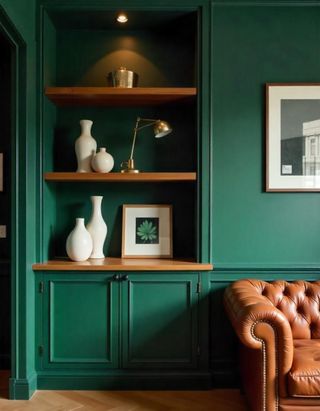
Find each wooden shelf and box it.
[32,258,213,271]
[45,87,197,106]
[44,172,197,182]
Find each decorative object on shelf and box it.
[75,119,97,173]
[66,218,93,261]
[121,117,172,173]
[267,83,320,191]
[108,67,138,88]
[91,147,114,173]
[122,204,172,258]
[86,196,107,259]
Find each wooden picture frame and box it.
[267,83,320,191]
[122,204,172,258]
[0,153,3,192]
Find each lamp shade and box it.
[154,120,172,138]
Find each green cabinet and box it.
[36,272,199,373]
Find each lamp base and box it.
[121,168,140,173]
[120,159,140,173]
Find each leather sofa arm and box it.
[224,280,293,377]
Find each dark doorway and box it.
[0,29,12,371]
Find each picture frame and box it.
[0,153,3,192]
[122,204,172,258]
[267,83,320,191]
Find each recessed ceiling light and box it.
[117,13,128,23]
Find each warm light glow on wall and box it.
[117,13,128,23]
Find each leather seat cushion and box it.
[288,339,320,397]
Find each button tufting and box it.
[296,306,304,315]
[283,288,290,296]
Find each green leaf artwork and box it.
[135,218,159,244]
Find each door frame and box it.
[0,5,33,400]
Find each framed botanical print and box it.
[267,83,320,191]
[122,204,172,258]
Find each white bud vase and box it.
[86,196,107,259]
[66,218,93,262]
[75,119,97,172]
[91,147,114,173]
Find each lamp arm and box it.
[129,118,159,160]
[129,117,141,160]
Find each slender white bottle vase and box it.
[66,218,93,262]
[86,196,107,259]
[75,119,97,172]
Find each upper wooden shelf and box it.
[45,87,197,106]
[44,172,196,182]
[32,258,213,272]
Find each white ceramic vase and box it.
[86,196,107,259]
[66,218,93,262]
[75,119,97,172]
[91,147,114,173]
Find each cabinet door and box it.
[40,273,119,370]
[121,273,198,369]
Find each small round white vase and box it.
[91,147,114,173]
[86,196,107,259]
[75,119,97,173]
[66,218,93,262]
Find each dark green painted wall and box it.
[210,2,320,384]
[212,3,320,269]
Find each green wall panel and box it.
[212,4,320,268]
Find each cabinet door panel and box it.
[122,273,198,369]
[42,274,119,369]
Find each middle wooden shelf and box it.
[44,172,197,182]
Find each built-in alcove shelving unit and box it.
[33,4,212,391]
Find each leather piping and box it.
[251,320,279,411]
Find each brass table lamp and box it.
[121,117,172,173]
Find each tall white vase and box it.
[66,218,93,262]
[86,196,107,259]
[75,119,97,172]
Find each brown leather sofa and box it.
[224,279,320,411]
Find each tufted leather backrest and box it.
[244,280,320,339]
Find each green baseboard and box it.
[9,372,37,400]
[37,371,212,390]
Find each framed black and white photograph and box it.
[267,83,320,191]
[122,204,172,258]
[0,153,3,192]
